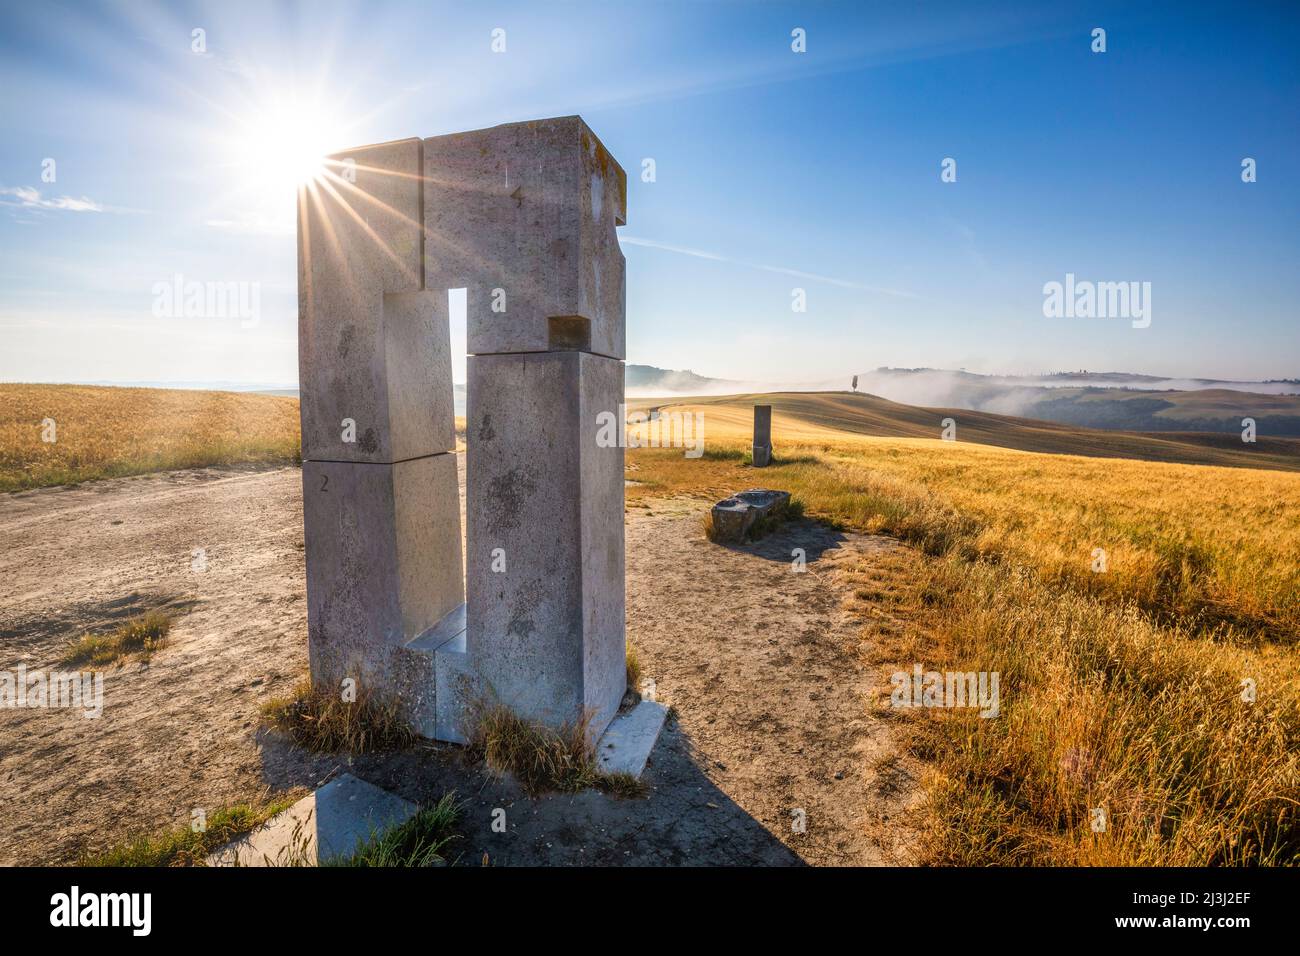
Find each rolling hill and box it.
[629,390,1300,472]
[626,366,1300,436]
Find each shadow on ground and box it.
[255,720,803,866]
[0,591,200,661]
[708,517,849,564]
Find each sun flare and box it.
[237,101,341,190]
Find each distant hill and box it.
[632,391,1300,472]
[625,365,743,393]
[627,366,1300,437]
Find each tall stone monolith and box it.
[753,404,773,467]
[423,117,629,743]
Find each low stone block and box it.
[401,602,466,739]
[710,488,792,542]
[303,454,464,700]
[207,774,417,866]
[596,700,669,778]
[465,350,625,739]
[434,630,479,745]
[424,116,627,360]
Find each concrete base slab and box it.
[595,700,669,777]
[206,774,417,867]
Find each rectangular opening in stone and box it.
[547,315,591,351]
[449,288,467,416]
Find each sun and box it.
[238,100,341,191]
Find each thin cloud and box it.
[619,235,917,299]
[0,186,111,213]
[205,213,294,236]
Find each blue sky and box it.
[1,0,1297,386]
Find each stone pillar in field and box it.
[753,404,772,467]
[423,117,628,743]
[297,138,464,725]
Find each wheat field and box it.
[0,384,301,492]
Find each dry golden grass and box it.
[60,611,173,667]
[261,678,418,753]
[628,407,1300,638]
[839,547,1299,865]
[0,384,300,492]
[469,703,646,797]
[625,639,643,692]
[626,405,1300,865]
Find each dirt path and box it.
[0,465,918,865]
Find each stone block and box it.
[423,116,627,360]
[207,774,418,866]
[465,350,625,739]
[303,454,464,698]
[298,138,455,464]
[300,290,457,464]
[710,488,792,543]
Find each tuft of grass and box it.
[61,611,172,667]
[262,678,417,753]
[80,798,295,867]
[595,771,648,798]
[470,704,648,797]
[331,794,462,867]
[625,640,642,693]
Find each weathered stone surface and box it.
[424,116,627,360]
[433,629,478,745]
[465,350,625,739]
[596,700,669,777]
[303,454,464,695]
[710,488,792,542]
[752,404,772,468]
[401,602,466,739]
[299,139,451,463]
[207,774,417,866]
